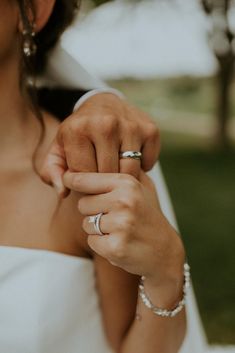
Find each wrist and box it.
[139,263,190,317]
[144,230,186,308]
[143,266,185,309]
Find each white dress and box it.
[0,166,234,353]
[0,246,113,353]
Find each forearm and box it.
[120,276,187,353]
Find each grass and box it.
[160,132,235,344]
[110,77,235,344]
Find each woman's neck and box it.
[0,58,40,165]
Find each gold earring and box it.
[22,26,37,57]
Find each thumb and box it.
[40,138,69,198]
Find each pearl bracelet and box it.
[138,263,190,318]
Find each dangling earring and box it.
[22,25,37,58]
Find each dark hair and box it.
[17,0,80,75]
[16,0,81,170]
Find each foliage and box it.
[91,0,112,6]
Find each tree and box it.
[201,0,235,148]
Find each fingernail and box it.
[53,181,66,197]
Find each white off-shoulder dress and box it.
[0,246,113,353]
[0,166,234,353]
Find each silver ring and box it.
[119,151,142,161]
[88,213,104,236]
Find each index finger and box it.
[63,172,119,194]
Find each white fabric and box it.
[0,246,113,353]
[73,88,125,112]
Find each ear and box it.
[33,0,56,32]
[18,0,56,33]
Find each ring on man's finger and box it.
[88,213,104,236]
[119,151,142,161]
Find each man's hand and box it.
[40,93,160,197]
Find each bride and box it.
[0,1,232,353]
[0,1,187,352]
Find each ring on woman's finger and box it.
[88,213,104,236]
[119,151,142,161]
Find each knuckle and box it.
[116,193,139,211]
[145,122,160,141]
[115,213,135,237]
[116,197,129,210]
[123,213,136,232]
[113,215,126,232]
[64,117,88,137]
[99,114,119,138]
[119,174,141,192]
[126,121,139,135]
[115,176,141,210]
[109,237,126,260]
[118,173,135,184]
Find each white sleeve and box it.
[73,88,125,112]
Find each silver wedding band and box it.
[119,151,142,161]
[88,213,104,236]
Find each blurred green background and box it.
[110,77,235,344]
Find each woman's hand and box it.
[63,170,185,295]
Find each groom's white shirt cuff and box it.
[73,88,125,112]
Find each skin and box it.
[40,92,161,196]
[0,1,186,353]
